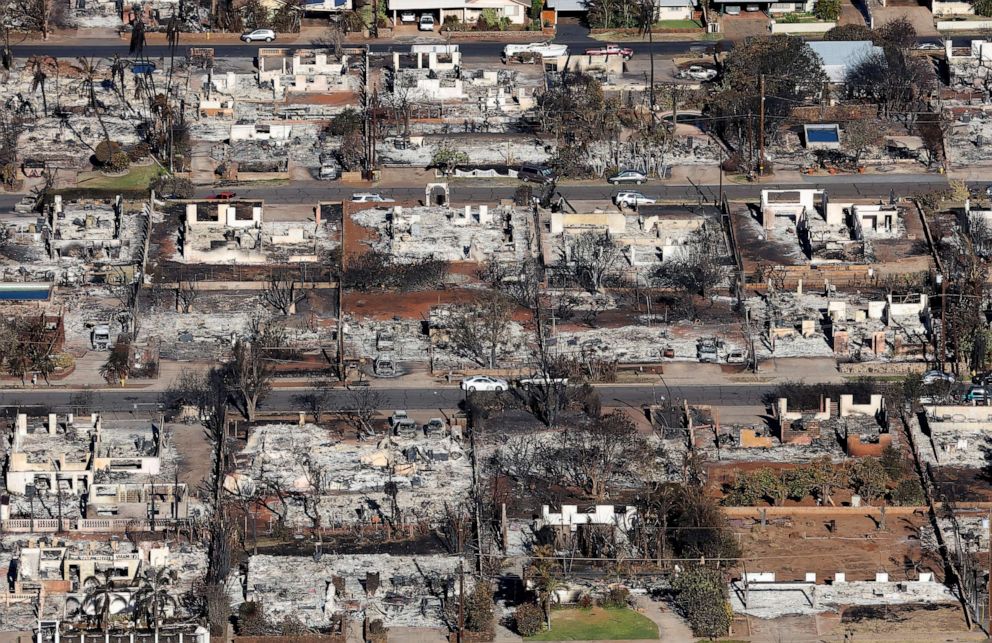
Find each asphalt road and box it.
[9,38,712,62]
[0,383,769,412]
[202,174,951,204]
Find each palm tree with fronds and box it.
[133,566,178,638]
[529,544,563,630]
[74,57,113,151]
[82,570,116,632]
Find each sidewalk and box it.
[0,355,843,393]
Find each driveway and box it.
[873,6,938,36]
[720,12,770,41]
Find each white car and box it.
[916,42,941,50]
[614,191,656,208]
[351,193,394,203]
[400,11,417,22]
[241,29,275,43]
[678,65,717,81]
[461,375,509,392]
[922,370,955,385]
[419,14,435,31]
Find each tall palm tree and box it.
[638,0,656,118]
[109,55,129,116]
[82,570,116,632]
[133,566,177,639]
[74,57,112,148]
[31,59,49,116]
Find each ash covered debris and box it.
[230,553,469,629]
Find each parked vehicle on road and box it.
[677,65,718,81]
[517,375,568,389]
[966,386,987,403]
[351,192,395,203]
[916,42,941,50]
[461,375,509,392]
[502,42,568,63]
[210,191,237,200]
[922,370,955,385]
[584,44,634,60]
[517,163,556,184]
[607,170,647,185]
[241,29,275,42]
[614,191,656,208]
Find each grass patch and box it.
[75,163,164,192]
[654,19,703,28]
[527,606,659,641]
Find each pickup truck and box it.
[584,44,634,60]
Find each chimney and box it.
[314,206,321,226]
[90,413,97,426]
[16,413,27,435]
[48,414,57,435]
[67,413,74,425]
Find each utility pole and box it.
[758,74,766,176]
[987,510,991,630]
[940,275,947,372]
[458,561,465,643]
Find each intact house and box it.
[808,40,884,85]
[549,0,695,19]
[386,0,531,26]
[713,0,812,14]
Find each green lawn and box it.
[75,163,164,191]
[527,607,659,641]
[654,19,703,29]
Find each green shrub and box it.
[478,7,510,30]
[94,140,122,165]
[109,151,131,173]
[892,478,925,506]
[813,0,841,21]
[672,566,731,639]
[514,603,544,636]
[602,587,630,608]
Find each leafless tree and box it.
[227,334,273,422]
[261,273,307,316]
[300,454,326,529]
[652,227,729,308]
[176,280,198,313]
[340,387,384,438]
[479,257,543,310]
[292,384,331,424]
[554,410,649,499]
[561,231,623,292]
[448,291,514,369]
